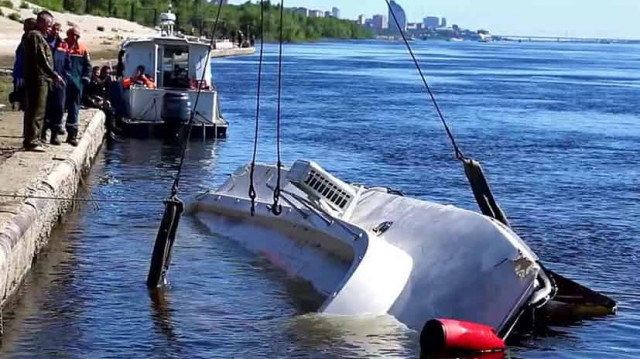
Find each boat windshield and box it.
[162,45,190,89]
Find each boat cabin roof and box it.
[122,35,212,50]
[120,35,214,90]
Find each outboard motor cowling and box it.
[162,92,191,123]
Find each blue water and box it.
[0,40,638,358]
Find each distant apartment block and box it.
[407,22,423,31]
[332,7,340,19]
[309,10,324,18]
[357,14,366,25]
[295,7,309,16]
[440,17,447,27]
[371,14,388,32]
[423,16,440,29]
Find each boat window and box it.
[162,46,190,89]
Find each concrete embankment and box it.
[0,109,105,308]
[211,47,255,58]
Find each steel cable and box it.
[249,0,266,216]
[271,0,285,216]
[385,0,465,161]
[170,0,225,197]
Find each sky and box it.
[229,0,640,39]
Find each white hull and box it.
[186,162,550,332]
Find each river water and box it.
[0,40,638,358]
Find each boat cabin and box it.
[117,7,227,138]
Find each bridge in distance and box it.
[494,35,640,44]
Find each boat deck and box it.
[117,118,228,139]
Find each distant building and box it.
[309,10,324,18]
[423,16,440,29]
[365,18,373,28]
[387,0,407,33]
[295,7,309,16]
[332,7,340,19]
[407,22,418,31]
[325,11,332,18]
[371,14,388,33]
[357,14,366,25]
[440,17,447,27]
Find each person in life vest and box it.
[123,65,156,89]
[63,26,92,146]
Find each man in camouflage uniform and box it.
[23,11,64,151]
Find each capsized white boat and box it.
[185,160,608,335]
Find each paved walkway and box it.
[0,109,100,205]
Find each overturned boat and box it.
[184,160,616,336]
[148,0,615,350]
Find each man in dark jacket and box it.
[23,11,64,151]
[63,26,92,146]
[43,22,69,145]
[11,17,36,110]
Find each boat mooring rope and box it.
[385,0,465,161]
[248,0,266,216]
[271,0,286,216]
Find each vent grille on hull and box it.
[304,169,351,209]
[287,160,357,215]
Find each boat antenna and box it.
[385,0,510,227]
[248,0,266,216]
[270,0,285,216]
[147,0,225,289]
[385,0,464,161]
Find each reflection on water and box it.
[0,40,639,358]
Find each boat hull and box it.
[186,163,543,333]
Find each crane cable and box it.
[385,0,465,161]
[385,0,512,227]
[170,0,225,198]
[248,0,266,216]
[270,0,285,216]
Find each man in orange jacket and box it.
[63,26,91,146]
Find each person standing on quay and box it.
[63,26,92,146]
[43,22,69,145]
[11,17,36,111]
[22,11,64,152]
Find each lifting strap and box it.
[462,159,510,227]
[147,196,184,288]
[147,1,224,289]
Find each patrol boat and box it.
[116,5,229,138]
[184,160,616,336]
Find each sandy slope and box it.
[0,0,155,66]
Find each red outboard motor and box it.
[420,319,505,357]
